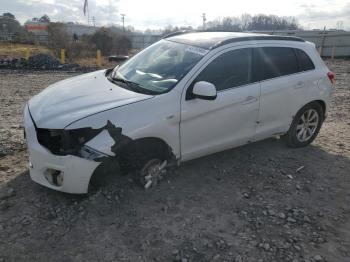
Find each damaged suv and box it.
[24,32,334,193]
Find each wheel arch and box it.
[314,99,326,118]
[285,99,325,148]
[293,100,326,120]
[88,136,175,192]
[131,137,175,160]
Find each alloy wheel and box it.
[295,109,319,142]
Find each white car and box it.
[24,32,334,194]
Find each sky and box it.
[0,0,349,31]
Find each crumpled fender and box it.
[84,121,133,157]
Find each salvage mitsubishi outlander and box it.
[23,32,334,193]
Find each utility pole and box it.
[336,21,344,31]
[202,13,206,30]
[121,14,126,32]
[92,16,96,27]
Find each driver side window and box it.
[194,48,254,91]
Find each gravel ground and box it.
[0,60,349,262]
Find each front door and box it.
[180,47,260,161]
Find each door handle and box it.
[294,81,305,89]
[241,96,258,105]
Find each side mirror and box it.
[192,81,217,100]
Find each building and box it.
[24,20,48,43]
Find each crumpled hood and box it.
[28,70,152,128]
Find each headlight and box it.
[36,127,103,156]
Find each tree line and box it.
[1,12,300,59]
[158,14,299,35]
[47,23,131,58]
[205,14,299,31]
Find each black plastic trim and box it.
[193,93,217,101]
[212,36,305,49]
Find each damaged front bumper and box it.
[24,106,101,194]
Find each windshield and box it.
[111,40,207,94]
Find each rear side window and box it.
[194,48,253,91]
[257,47,299,80]
[294,48,315,71]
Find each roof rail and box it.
[162,30,194,39]
[212,35,305,49]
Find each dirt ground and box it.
[0,60,349,262]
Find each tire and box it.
[131,141,168,188]
[285,102,324,148]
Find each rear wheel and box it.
[285,102,324,147]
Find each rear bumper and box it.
[24,106,100,194]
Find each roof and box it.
[165,32,304,50]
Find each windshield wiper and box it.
[109,76,141,90]
[108,75,156,95]
[110,76,137,86]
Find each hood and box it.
[28,70,152,128]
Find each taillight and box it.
[327,71,335,84]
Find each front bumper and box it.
[24,106,100,194]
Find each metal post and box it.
[319,26,326,57]
[202,13,206,30]
[96,50,101,67]
[331,46,336,60]
[60,49,65,64]
[24,48,30,60]
[121,14,126,32]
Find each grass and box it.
[0,43,52,58]
[73,57,117,68]
[0,42,128,68]
[0,42,118,67]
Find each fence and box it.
[129,33,162,49]
[128,30,350,57]
[255,30,350,57]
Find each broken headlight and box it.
[36,127,103,156]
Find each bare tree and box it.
[39,15,50,23]
[2,12,15,19]
[204,14,300,32]
[47,22,70,56]
[88,28,132,55]
[241,13,252,31]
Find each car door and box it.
[180,47,261,161]
[253,46,309,141]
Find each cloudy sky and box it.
[1,0,349,30]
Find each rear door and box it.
[254,46,311,140]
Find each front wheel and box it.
[285,102,324,147]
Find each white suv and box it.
[24,32,334,193]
